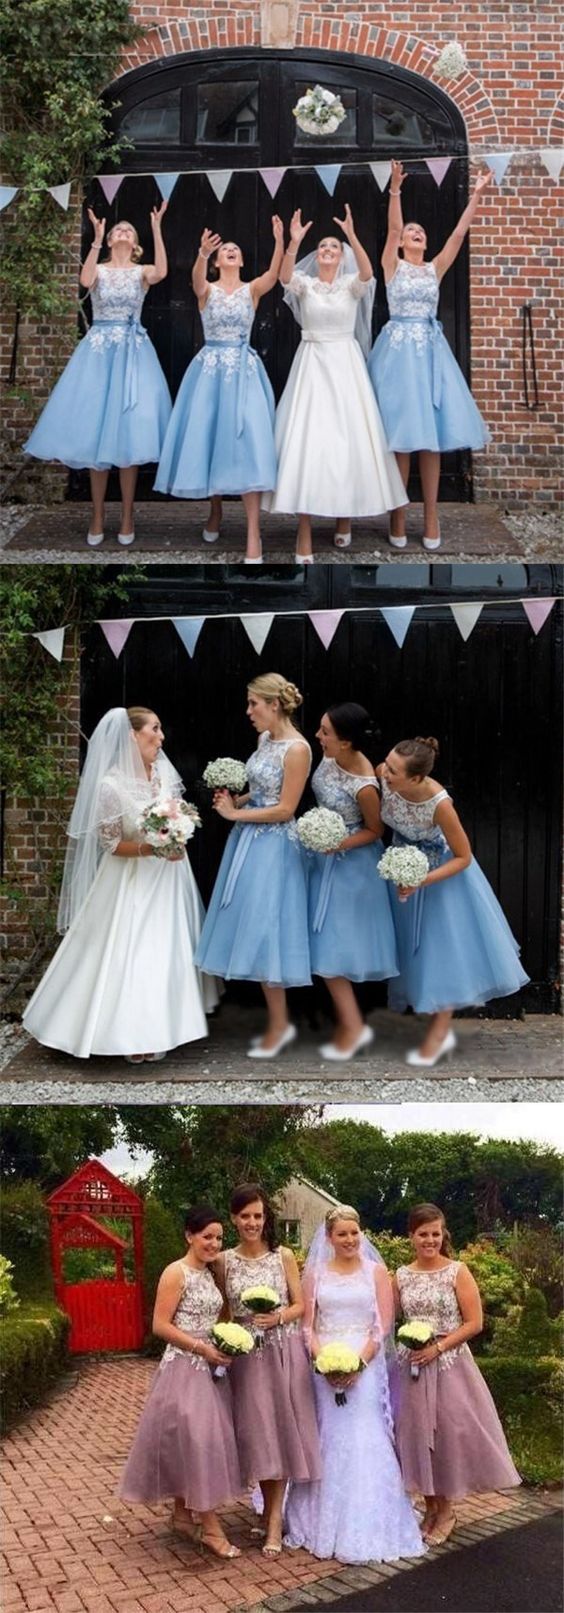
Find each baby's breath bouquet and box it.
[241,1285,281,1351]
[137,796,200,858]
[314,1342,365,1405]
[293,85,347,136]
[397,1320,436,1379]
[435,41,468,81]
[378,844,429,900]
[297,807,347,853]
[203,757,248,794]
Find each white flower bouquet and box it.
[241,1284,281,1351]
[293,85,347,136]
[378,844,429,900]
[137,796,201,858]
[397,1320,436,1379]
[435,41,468,81]
[297,807,347,853]
[203,757,248,794]
[314,1342,365,1404]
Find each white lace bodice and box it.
[287,272,372,340]
[224,1247,301,1345]
[90,265,147,324]
[396,1262,469,1369]
[315,1265,378,1350]
[201,282,255,343]
[312,757,377,830]
[246,731,311,809]
[161,1263,223,1371]
[387,261,439,322]
[380,777,449,848]
[97,764,162,850]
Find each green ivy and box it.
[0,0,142,319]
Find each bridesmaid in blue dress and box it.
[368,162,492,551]
[24,205,171,548]
[377,737,529,1067]
[195,674,312,1056]
[309,704,398,1062]
[155,218,284,562]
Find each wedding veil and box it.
[283,241,375,357]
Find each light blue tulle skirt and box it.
[154,341,277,497]
[24,321,172,470]
[195,822,311,987]
[388,844,529,1014]
[307,842,399,982]
[368,317,490,453]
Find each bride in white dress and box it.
[284,1206,426,1565]
[23,706,219,1061]
[264,206,407,561]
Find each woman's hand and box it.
[213,792,238,822]
[410,1342,441,1367]
[473,168,493,197]
[326,1372,356,1389]
[272,214,285,245]
[199,227,222,260]
[289,208,313,247]
[333,202,356,243]
[390,160,406,191]
[201,1341,233,1367]
[250,1310,284,1330]
[87,208,105,247]
[397,883,419,900]
[151,199,168,230]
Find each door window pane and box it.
[293,86,357,146]
[372,94,437,149]
[197,81,259,144]
[120,89,181,143]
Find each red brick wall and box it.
[3,2,562,504]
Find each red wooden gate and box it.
[47,1161,144,1354]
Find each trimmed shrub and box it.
[142,1197,183,1343]
[0,1181,52,1301]
[488,1287,558,1359]
[459,1240,525,1346]
[368,1231,413,1271]
[0,1302,70,1428]
[505,1224,563,1318]
[0,1255,20,1315]
[480,1356,563,1485]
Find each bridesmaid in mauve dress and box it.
[118,1205,243,1560]
[393,1203,520,1547]
[215,1184,321,1558]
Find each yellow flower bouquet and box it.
[211,1321,255,1357]
[241,1285,281,1351]
[314,1342,365,1405]
[397,1320,436,1379]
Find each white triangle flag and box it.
[538,149,564,183]
[450,603,483,642]
[368,161,391,192]
[33,627,66,662]
[380,606,416,649]
[484,153,513,186]
[207,170,233,204]
[239,613,274,655]
[48,183,71,211]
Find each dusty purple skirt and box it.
[395,1345,521,1500]
[229,1329,321,1485]
[118,1353,242,1512]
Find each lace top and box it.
[380,777,449,846]
[224,1247,301,1345]
[396,1262,469,1369]
[312,758,377,831]
[90,265,147,324]
[287,272,372,340]
[246,731,311,809]
[160,1263,223,1372]
[97,765,161,851]
[386,261,439,322]
[315,1265,379,1349]
[201,282,255,343]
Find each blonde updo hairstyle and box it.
[325,1204,360,1235]
[127,706,157,731]
[106,220,143,262]
[247,673,303,716]
[394,736,439,779]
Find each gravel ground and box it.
[1,1074,562,1104]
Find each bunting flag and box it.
[172,617,205,658]
[0,186,18,211]
[239,613,274,655]
[425,157,452,187]
[259,167,287,198]
[153,172,180,202]
[522,598,556,635]
[99,619,135,658]
[450,602,484,642]
[380,606,416,649]
[47,183,71,211]
[97,175,125,205]
[484,152,514,186]
[539,149,564,182]
[308,610,345,651]
[207,170,233,204]
[32,627,66,662]
[369,161,392,192]
[314,164,342,195]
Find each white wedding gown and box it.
[23,770,219,1058]
[284,1267,425,1564]
[264,273,408,518]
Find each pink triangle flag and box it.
[380,606,416,649]
[425,157,452,187]
[522,598,556,635]
[99,619,134,658]
[314,165,342,196]
[308,610,345,651]
[97,174,124,205]
[259,167,287,198]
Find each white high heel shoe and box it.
[202,528,220,544]
[86,530,104,547]
[422,523,441,552]
[320,1025,374,1062]
[295,553,314,565]
[333,530,351,549]
[117,531,135,547]
[405,1028,457,1068]
[388,532,407,550]
[247,1024,297,1059]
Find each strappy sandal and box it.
[262,1537,282,1558]
[426,1512,456,1546]
[200,1529,241,1560]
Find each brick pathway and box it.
[1,1359,560,1613]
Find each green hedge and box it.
[0,1302,70,1428]
[0,1181,53,1301]
[481,1356,563,1485]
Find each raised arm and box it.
[192,228,222,306]
[250,215,285,304]
[80,208,105,289]
[381,161,406,284]
[280,208,313,286]
[433,168,493,283]
[143,200,168,287]
[333,202,373,281]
